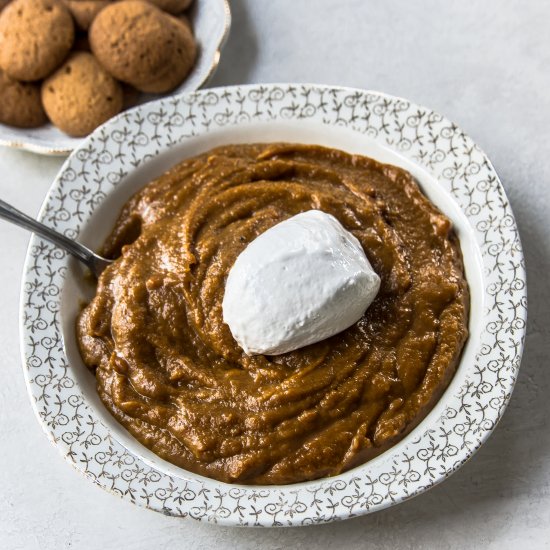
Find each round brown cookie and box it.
[0,69,47,127]
[63,0,109,30]
[135,16,196,93]
[41,51,123,136]
[145,0,192,15]
[90,0,196,93]
[0,0,74,81]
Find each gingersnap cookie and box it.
[0,0,74,81]
[146,0,192,15]
[90,0,196,93]
[63,0,110,30]
[0,69,48,127]
[41,51,123,136]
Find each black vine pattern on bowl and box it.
[20,85,526,526]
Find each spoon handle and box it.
[0,198,110,276]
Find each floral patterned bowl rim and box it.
[19,84,527,526]
[0,0,231,156]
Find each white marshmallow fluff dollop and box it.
[222,210,381,355]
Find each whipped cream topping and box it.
[222,210,381,355]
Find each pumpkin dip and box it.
[77,143,469,485]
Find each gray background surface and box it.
[0,0,548,548]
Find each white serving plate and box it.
[20,84,526,526]
[0,0,230,155]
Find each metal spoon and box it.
[0,198,112,277]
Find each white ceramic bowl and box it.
[20,84,527,526]
[0,0,230,155]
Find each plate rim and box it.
[19,83,527,526]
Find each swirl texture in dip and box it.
[77,143,469,485]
